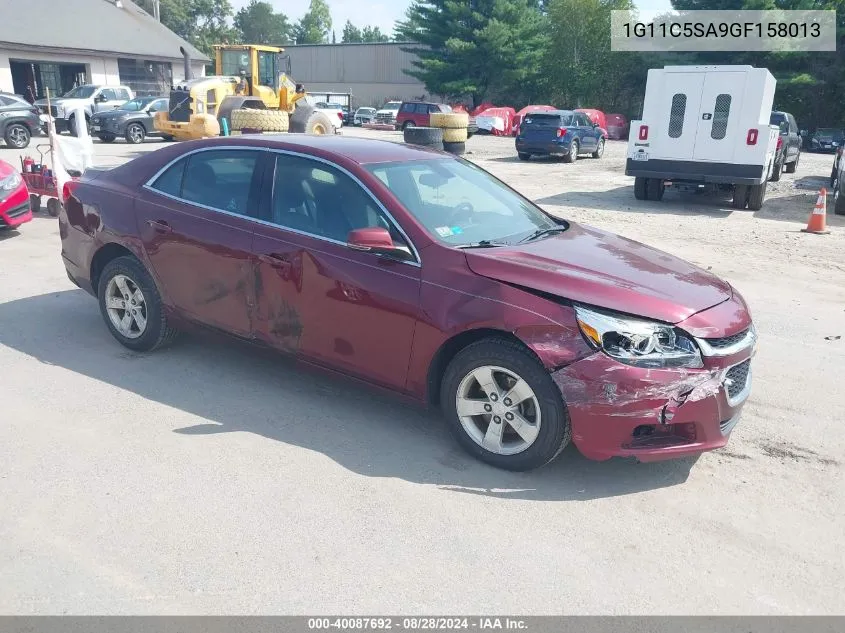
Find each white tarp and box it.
[48,106,94,201]
[475,115,505,133]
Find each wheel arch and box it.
[89,242,137,293]
[425,327,542,407]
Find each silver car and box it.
[353,107,377,126]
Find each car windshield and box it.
[816,128,841,137]
[367,158,563,247]
[357,108,375,114]
[383,102,401,110]
[62,85,96,99]
[119,98,154,111]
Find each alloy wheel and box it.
[8,125,29,148]
[128,124,144,143]
[105,274,148,339]
[455,365,541,455]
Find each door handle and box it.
[258,253,292,270]
[146,219,172,234]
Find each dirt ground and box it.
[1,128,843,614]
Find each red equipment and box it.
[20,144,77,217]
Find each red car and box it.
[0,159,32,229]
[60,136,755,470]
[395,101,452,130]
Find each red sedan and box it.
[0,159,32,229]
[59,135,755,470]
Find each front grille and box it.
[724,359,751,400]
[168,90,192,123]
[0,201,30,226]
[375,112,395,124]
[40,105,58,117]
[705,328,749,350]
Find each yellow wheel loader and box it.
[154,44,335,141]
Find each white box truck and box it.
[626,65,779,210]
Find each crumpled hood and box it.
[464,222,732,324]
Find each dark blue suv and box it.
[515,110,605,162]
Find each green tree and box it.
[342,20,363,42]
[362,26,390,42]
[396,0,547,108]
[545,0,648,112]
[233,0,291,44]
[293,0,333,44]
[160,0,236,58]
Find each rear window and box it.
[524,113,571,126]
[770,113,789,134]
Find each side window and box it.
[400,103,414,113]
[711,94,731,140]
[181,150,261,216]
[578,113,591,126]
[415,103,428,114]
[0,96,11,106]
[267,154,410,252]
[668,93,686,139]
[150,158,186,197]
[150,99,167,112]
[100,88,117,101]
[118,89,131,100]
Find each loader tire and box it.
[441,127,468,143]
[289,104,334,135]
[443,141,466,155]
[430,112,469,129]
[404,126,443,146]
[231,108,289,133]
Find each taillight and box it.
[62,180,79,203]
[638,125,649,140]
[337,112,343,120]
[776,136,783,150]
[556,127,568,138]
[746,129,758,145]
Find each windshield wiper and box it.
[456,240,509,249]
[518,226,567,244]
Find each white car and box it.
[374,101,402,126]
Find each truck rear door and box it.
[692,71,747,162]
[653,72,705,161]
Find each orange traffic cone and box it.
[802,188,830,235]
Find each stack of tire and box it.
[430,112,470,155]
[403,126,443,150]
[231,109,289,134]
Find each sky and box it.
[229,0,675,37]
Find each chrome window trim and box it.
[141,144,422,268]
[695,324,757,358]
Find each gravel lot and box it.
[1,129,843,614]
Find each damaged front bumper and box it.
[552,347,753,463]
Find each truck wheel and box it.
[442,127,468,143]
[634,177,648,200]
[747,181,767,211]
[785,153,799,173]
[403,126,443,147]
[732,185,749,209]
[230,108,290,133]
[834,177,845,216]
[769,157,782,182]
[430,112,470,129]
[646,178,664,201]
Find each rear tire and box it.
[646,178,664,201]
[29,194,40,214]
[562,140,578,163]
[634,176,647,200]
[770,157,782,182]
[97,256,179,352]
[440,338,571,471]
[834,177,845,215]
[4,123,31,148]
[746,181,767,211]
[46,198,61,217]
[732,184,749,209]
[517,152,530,161]
[785,153,799,173]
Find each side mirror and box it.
[347,227,395,254]
[592,122,599,128]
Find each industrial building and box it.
[0,0,208,100]
[285,42,435,109]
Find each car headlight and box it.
[574,304,703,369]
[0,172,22,192]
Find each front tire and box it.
[517,152,530,161]
[785,153,799,173]
[440,339,571,471]
[591,138,605,159]
[97,256,179,352]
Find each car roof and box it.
[524,109,574,116]
[200,134,450,165]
